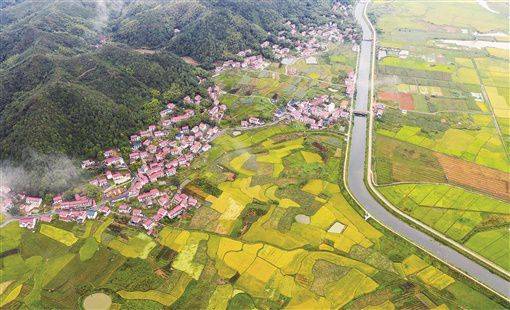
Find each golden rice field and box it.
[1,125,507,309]
[166,126,506,309]
[39,224,78,246]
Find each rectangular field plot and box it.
[465,227,510,270]
[416,266,455,290]
[39,224,78,246]
[378,183,510,271]
[377,124,509,173]
[374,135,447,184]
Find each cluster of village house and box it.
[215,1,358,74]
[345,70,356,98]
[3,4,363,233]
[214,50,268,73]
[240,117,266,129]
[3,183,197,235]
[269,20,358,62]
[275,95,350,130]
[377,47,410,61]
[3,85,226,233]
[378,46,450,69]
[239,93,354,130]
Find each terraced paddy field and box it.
[1,125,508,308]
[214,44,356,126]
[370,0,510,275]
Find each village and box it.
[0,84,226,235]
[0,0,366,236]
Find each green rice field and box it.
[379,183,510,271]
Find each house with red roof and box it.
[132,209,142,216]
[19,217,37,229]
[173,193,188,204]
[40,214,53,223]
[112,172,130,185]
[137,189,160,204]
[130,215,142,225]
[98,206,110,216]
[52,195,62,205]
[118,204,131,214]
[157,208,168,218]
[167,204,186,219]
[104,156,125,167]
[142,219,156,230]
[158,194,170,207]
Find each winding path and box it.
[346,0,510,300]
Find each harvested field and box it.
[435,153,509,201]
[374,135,446,184]
[295,214,311,224]
[378,91,414,110]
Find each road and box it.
[346,0,510,299]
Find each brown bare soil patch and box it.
[374,135,446,184]
[181,56,199,66]
[184,184,208,199]
[435,153,510,201]
[378,91,414,110]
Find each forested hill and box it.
[0,46,201,160]
[112,0,345,64]
[0,0,351,162]
[0,0,203,161]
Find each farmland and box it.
[1,126,507,308]
[370,0,510,273]
[380,184,510,271]
[1,5,509,306]
[214,45,356,126]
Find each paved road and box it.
[347,0,510,299]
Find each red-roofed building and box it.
[104,156,125,167]
[40,214,53,223]
[158,194,170,207]
[118,204,131,214]
[53,195,62,205]
[98,206,110,216]
[138,189,160,203]
[142,219,156,230]
[173,193,188,204]
[130,215,142,225]
[132,209,142,216]
[60,197,93,210]
[188,197,198,207]
[19,217,37,229]
[157,208,168,218]
[167,204,186,219]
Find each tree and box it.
[163,84,185,102]
[85,184,103,201]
